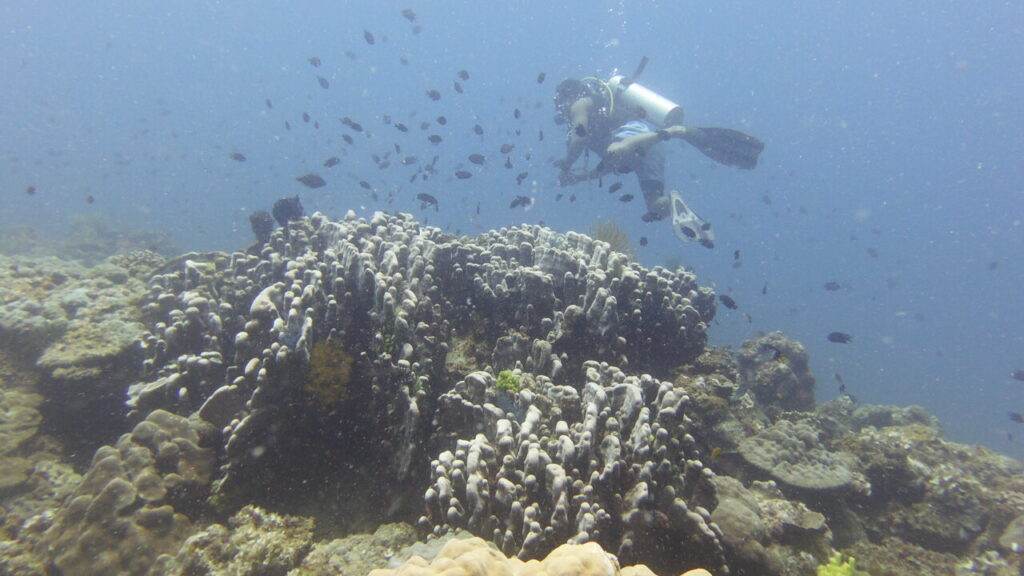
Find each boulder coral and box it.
[368,536,713,576]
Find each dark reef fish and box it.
[619,194,634,202]
[457,69,469,81]
[537,72,546,84]
[1010,412,1024,424]
[824,281,842,291]
[402,8,416,22]
[468,154,485,165]
[249,210,275,244]
[271,196,303,229]
[608,182,622,194]
[718,294,738,310]
[323,156,340,168]
[454,170,472,179]
[317,76,330,89]
[428,135,443,144]
[473,124,483,136]
[229,152,247,162]
[516,172,528,185]
[417,193,439,211]
[395,123,409,132]
[296,174,326,189]
[500,144,514,154]
[363,29,375,45]
[1012,369,1024,382]
[510,195,533,209]
[453,81,464,94]
[827,332,853,343]
[834,372,846,394]
[426,89,441,101]
[308,56,321,67]
[639,236,648,247]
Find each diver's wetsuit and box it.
[573,81,671,221]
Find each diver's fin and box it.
[670,190,714,249]
[681,127,764,169]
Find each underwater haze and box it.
[3,0,1023,464]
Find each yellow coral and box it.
[305,340,353,405]
[817,552,858,576]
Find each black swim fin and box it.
[681,127,765,169]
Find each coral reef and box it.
[0,253,157,457]
[1,212,1023,576]
[157,505,314,576]
[128,212,714,516]
[736,332,815,412]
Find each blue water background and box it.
[3,1,1023,459]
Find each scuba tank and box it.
[607,75,685,127]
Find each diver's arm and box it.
[601,126,686,171]
[557,98,595,173]
[559,162,609,185]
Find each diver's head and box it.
[553,78,588,125]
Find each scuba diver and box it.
[553,58,764,248]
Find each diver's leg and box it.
[640,180,670,222]
[635,136,669,222]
